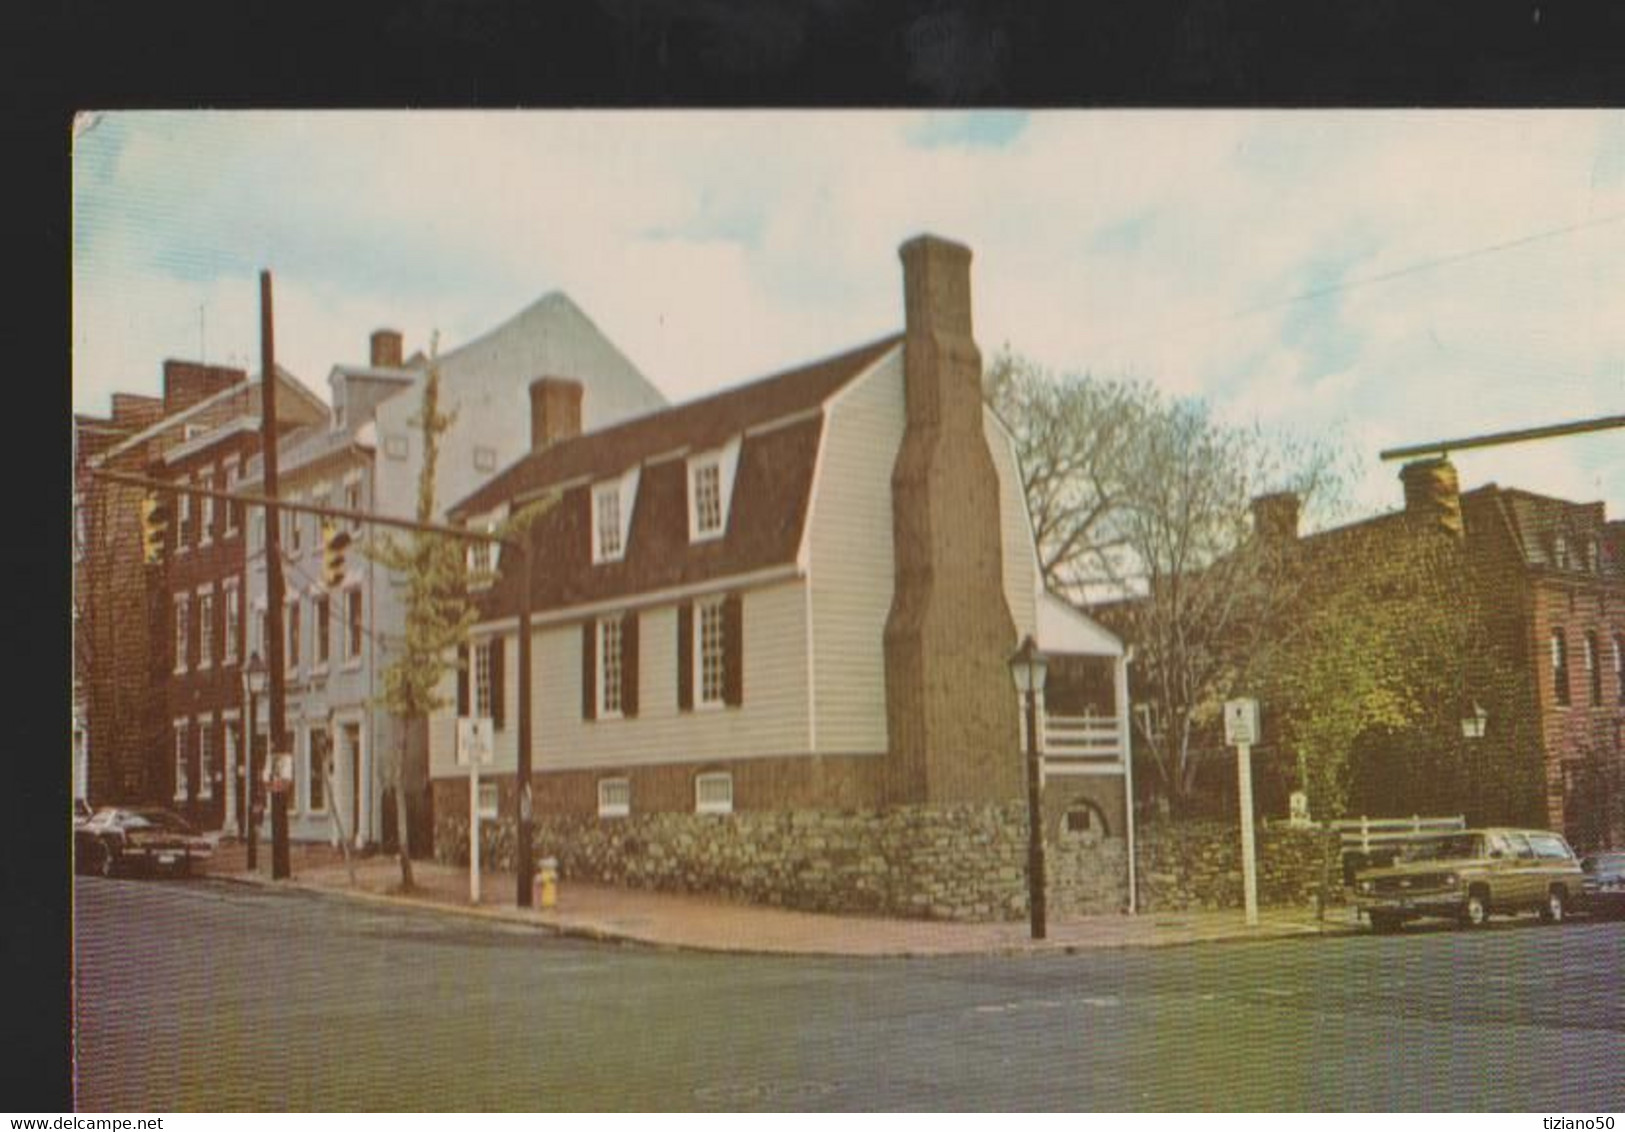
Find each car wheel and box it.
[1369,911,1402,934]
[1461,889,1491,928]
[96,841,118,879]
[1540,887,1567,924]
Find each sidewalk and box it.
[202,839,1363,957]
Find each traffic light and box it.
[322,518,351,589]
[140,492,169,565]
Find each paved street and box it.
[74,876,1624,1111]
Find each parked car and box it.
[74,807,212,878]
[1352,827,1582,932]
[1580,851,1625,918]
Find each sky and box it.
[72,110,1625,523]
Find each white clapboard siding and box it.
[985,409,1039,643]
[806,348,905,754]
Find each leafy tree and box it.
[368,334,477,891]
[988,348,1350,815]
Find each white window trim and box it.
[686,437,741,543]
[199,472,215,547]
[223,458,241,538]
[473,638,494,719]
[342,587,364,669]
[197,721,215,800]
[695,595,727,711]
[597,616,624,720]
[223,579,241,665]
[343,471,365,531]
[173,594,190,674]
[695,771,733,815]
[176,489,193,554]
[312,591,332,673]
[465,516,502,587]
[597,777,631,819]
[591,466,640,564]
[196,586,215,670]
[173,721,189,802]
[477,781,500,820]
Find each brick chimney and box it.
[110,393,165,431]
[370,329,403,369]
[529,377,583,451]
[1251,492,1300,542]
[1399,457,1463,536]
[883,235,1021,806]
[162,361,246,417]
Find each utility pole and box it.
[260,270,291,880]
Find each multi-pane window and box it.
[198,721,215,800]
[224,583,240,664]
[255,608,268,660]
[174,724,189,801]
[251,510,265,553]
[1553,535,1570,570]
[177,489,193,548]
[199,472,215,542]
[599,618,624,717]
[223,460,241,537]
[198,589,215,669]
[308,729,329,811]
[1586,631,1602,706]
[314,594,331,667]
[473,640,494,718]
[598,778,630,818]
[698,598,726,706]
[595,485,623,561]
[695,772,733,815]
[286,501,303,554]
[345,589,363,662]
[286,600,301,672]
[173,594,190,673]
[1552,629,1570,707]
[692,460,723,537]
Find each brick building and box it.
[430,235,1136,922]
[75,362,327,812]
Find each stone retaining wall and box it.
[433,783,1337,921]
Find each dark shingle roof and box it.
[458,334,903,619]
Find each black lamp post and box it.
[1010,635,1050,941]
[242,651,266,871]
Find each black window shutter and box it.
[621,612,640,718]
[677,602,694,712]
[456,643,470,717]
[722,593,743,707]
[581,621,597,721]
[490,636,506,730]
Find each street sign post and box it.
[458,717,494,904]
[1224,697,1261,927]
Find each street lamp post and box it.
[242,651,266,872]
[1010,635,1049,941]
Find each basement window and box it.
[597,777,630,819]
[477,782,499,821]
[695,771,733,815]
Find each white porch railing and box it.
[1038,712,1125,773]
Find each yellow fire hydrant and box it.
[535,857,559,910]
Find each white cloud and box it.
[73,109,1624,520]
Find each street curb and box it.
[198,869,1365,957]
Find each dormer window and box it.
[591,467,639,564]
[464,515,503,586]
[686,437,741,543]
[1553,534,1570,570]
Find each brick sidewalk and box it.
[203,838,1362,956]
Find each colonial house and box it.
[239,302,665,849]
[75,362,327,812]
[432,235,1135,922]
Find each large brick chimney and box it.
[1251,492,1301,542]
[1399,457,1463,536]
[370,329,403,369]
[883,235,1021,805]
[529,377,583,451]
[162,360,246,417]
